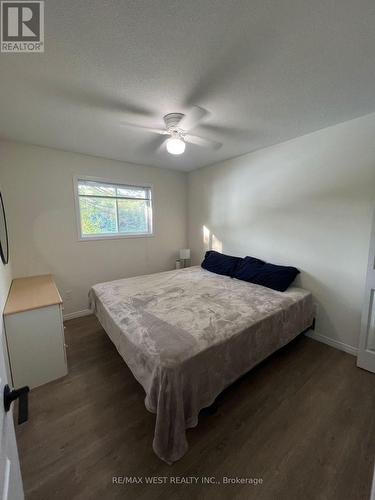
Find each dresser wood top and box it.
[4,274,62,316]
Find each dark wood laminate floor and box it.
[15,315,375,500]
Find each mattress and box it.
[89,266,313,463]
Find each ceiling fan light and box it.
[166,137,186,155]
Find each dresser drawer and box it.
[4,304,67,388]
[3,275,68,389]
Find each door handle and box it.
[3,384,30,424]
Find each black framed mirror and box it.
[0,192,9,265]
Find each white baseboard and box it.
[63,308,92,321]
[305,330,358,356]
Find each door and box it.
[371,466,375,500]
[0,332,24,500]
[357,208,375,373]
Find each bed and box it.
[89,266,313,463]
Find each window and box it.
[75,177,153,239]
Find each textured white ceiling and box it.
[1,0,375,171]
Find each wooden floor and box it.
[15,315,375,500]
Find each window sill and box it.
[78,233,155,242]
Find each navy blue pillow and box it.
[234,256,265,282]
[250,263,300,292]
[201,250,242,277]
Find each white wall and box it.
[0,141,187,316]
[188,113,375,350]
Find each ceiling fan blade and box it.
[157,137,169,153]
[178,106,208,131]
[120,121,168,135]
[185,134,222,150]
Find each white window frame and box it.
[73,175,154,241]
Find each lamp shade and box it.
[179,248,191,260]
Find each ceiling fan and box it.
[121,106,222,155]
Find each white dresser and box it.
[3,274,68,389]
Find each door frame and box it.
[357,206,375,371]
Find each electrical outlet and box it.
[65,290,72,301]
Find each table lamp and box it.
[179,249,191,268]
